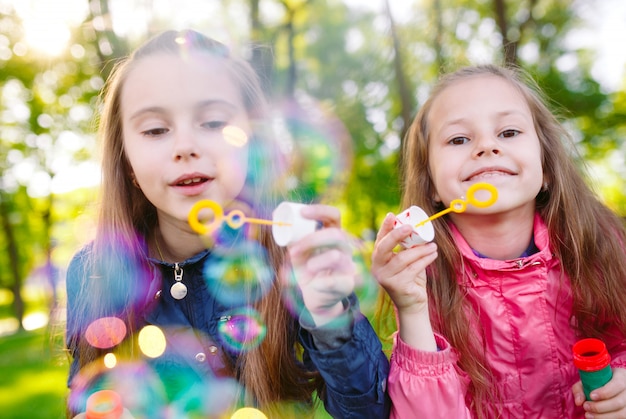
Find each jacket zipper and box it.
[172,262,196,326]
[174,262,183,283]
[515,259,542,269]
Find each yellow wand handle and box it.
[414,182,498,228]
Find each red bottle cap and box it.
[86,390,124,419]
[572,338,611,372]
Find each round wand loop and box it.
[188,199,294,237]
[465,182,498,208]
[188,200,224,235]
[415,182,498,228]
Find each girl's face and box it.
[121,52,250,227]
[427,74,543,217]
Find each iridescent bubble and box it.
[351,238,381,315]
[203,239,273,305]
[240,123,290,207]
[84,317,127,349]
[90,231,155,317]
[218,307,266,352]
[279,265,307,319]
[279,235,379,322]
[169,375,240,418]
[276,94,352,202]
[68,359,168,418]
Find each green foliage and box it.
[0,0,624,392]
[0,328,68,418]
[0,0,623,415]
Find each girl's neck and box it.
[153,221,207,263]
[450,207,535,260]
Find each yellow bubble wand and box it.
[188,200,291,236]
[415,182,498,228]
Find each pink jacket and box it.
[388,213,626,418]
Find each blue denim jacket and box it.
[66,245,390,418]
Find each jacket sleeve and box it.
[299,293,390,418]
[388,333,471,419]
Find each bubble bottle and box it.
[86,390,135,419]
[572,338,613,400]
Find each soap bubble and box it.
[218,307,266,353]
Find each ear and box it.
[130,172,141,189]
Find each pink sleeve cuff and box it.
[392,332,459,376]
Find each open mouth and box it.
[176,177,209,186]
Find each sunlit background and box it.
[2,0,625,353]
[7,0,626,87]
[2,0,625,201]
[0,0,625,417]
[1,0,625,341]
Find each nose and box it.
[474,134,500,157]
[172,127,200,161]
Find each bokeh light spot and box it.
[85,317,127,349]
[223,125,248,147]
[138,325,166,358]
[231,407,268,419]
[103,353,117,369]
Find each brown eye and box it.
[500,129,520,138]
[142,128,169,137]
[449,136,469,145]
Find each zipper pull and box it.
[170,263,188,300]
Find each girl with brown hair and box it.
[66,29,388,418]
[372,64,626,418]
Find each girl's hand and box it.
[371,212,439,350]
[573,367,626,418]
[287,205,357,327]
[371,212,437,315]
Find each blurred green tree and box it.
[0,0,624,327]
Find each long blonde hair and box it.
[392,64,626,416]
[69,30,322,416]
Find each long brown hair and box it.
[69,30,322,416]
[387,64,626,416]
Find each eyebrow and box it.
[128,99,240,121]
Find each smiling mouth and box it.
[176,177,209,186]
[465,170,513,182]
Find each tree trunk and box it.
[433,0,445,72]
[0,192,24,331]
[249,0,274,97]
[385,0,415,140]
[493,0,516,66]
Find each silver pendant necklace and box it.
[156,235,187,300]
